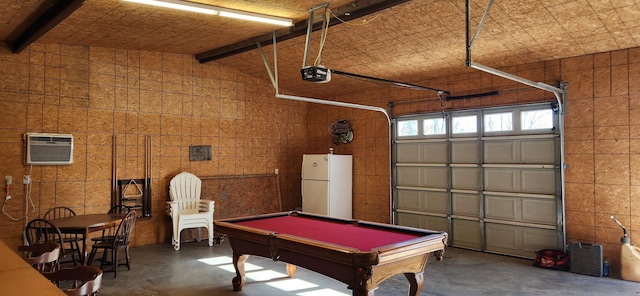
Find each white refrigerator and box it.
[301,154,353,219]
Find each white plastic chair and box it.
[166,172,215,251]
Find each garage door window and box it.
[484,112,512,132]
[521,109,553,130]
[423,118,446,135]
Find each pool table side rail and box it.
[214,211,358,225]
[356,220,444,236]
[374,232,447,264]
[214,221,377,264]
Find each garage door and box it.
[393,103,563,258]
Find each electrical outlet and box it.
[4,176,11,185]
[23,175,31,184]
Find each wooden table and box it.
[214,211,447,296]
[48,213,126,265]
[0,240,66,295]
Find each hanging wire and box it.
[329,9,381,25]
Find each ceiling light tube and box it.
[124,0,292,26]
[217,9,292,26]
[125,0,218,15]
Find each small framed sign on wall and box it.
[189,145,212,161]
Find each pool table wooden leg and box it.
[404,272,424,296]
[286,263,296,277]
[232,254,249,291]
[351,287,377,296]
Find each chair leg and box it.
[124,246,131,270]
[207,225,213,247]
[173,224,180,250]
[72,237,82,265]
[100,248,108,270]
[87,247,98,267]
[173,226,181,250]
[113,248,118,278]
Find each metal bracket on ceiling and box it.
[464,0,566,114]
[256,32,279,93]
[465,0,567,253]
[302,3,329,68]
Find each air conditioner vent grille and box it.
[25,133,73,165]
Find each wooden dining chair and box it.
[43,265,103,296]
[24,218,80,266]
[87,210,137,278]
[44,206,82,265]
[18,241,61,273]
[91,205,132,244]
[107,204,132,214]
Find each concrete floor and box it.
[97,241,640,296]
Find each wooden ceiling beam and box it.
[8,0,85,53]
[196,0,411,63]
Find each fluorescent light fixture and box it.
[217,9,292,26]
[124,0,292,26]
[125,0,217,14]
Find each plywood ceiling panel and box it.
[1,0,639,98]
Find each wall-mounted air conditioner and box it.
[25,133,73,165]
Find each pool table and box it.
[213,211,447,296]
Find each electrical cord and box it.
[329,8,381,26]
[2,170,36,221]
[313,7,332,66]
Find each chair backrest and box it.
[109,210,137,247]
[44,265,103,296]
[107,204,131,214]
[43,206,76,220]
[24,219,66,252]
[169,172,202,211]
[18,241,61,273]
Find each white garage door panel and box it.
[521,228,558,253]
[396,212,449,234]
[396,212,421,228]
[522,198,557,225]
[421,142,448,163]
[452,219,481,249]
[521,169,556,194]
[521,139,556,164]
[485,223,519,251]
[422,191,448,213]
[397,190,448,213]
[397,167,420,186]
[422,167,448,187]
[486,223,557,258]
[396,143,420,163]
[485,168,555,194]
[484,168,517,192]
[452,193,480,217]
[397,190,420,210]
[422,215,449,233]
[485,194,557,225]
[484,141,517,163]
[452,141,480,163]
[397,167,448,187]
[452,167,479,190]
[485,195,518,221]
[397,142,448,163]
